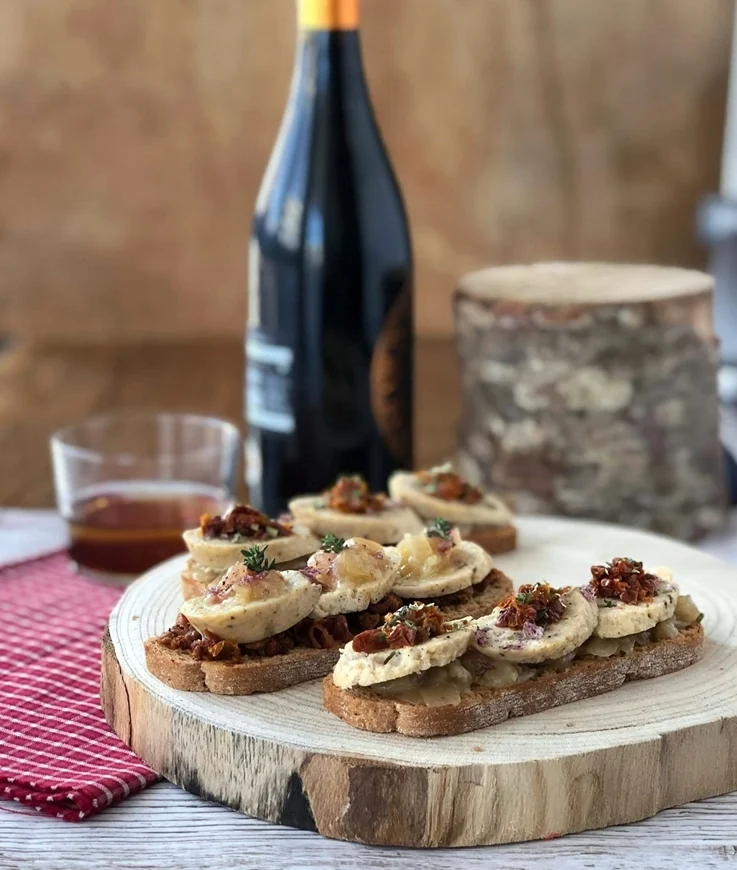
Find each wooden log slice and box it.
[101,517,737,848]
[454,262,726,540]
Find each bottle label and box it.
[246,333,296,434]
[298,0,358,31]
[244,433,263,490]
[369,285,413,465]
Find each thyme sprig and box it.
[241,545,277,573]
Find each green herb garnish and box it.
[241,545,277,573]
[426,517,454,541]
[321,533,346,554]
[385,603,423,628]
[384,651,397,664]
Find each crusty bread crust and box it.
[144,638,339,695]
[404,568,513,621]
[464,523,517,555]
[322,623,704,737]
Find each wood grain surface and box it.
[0,338,459,508]
[1,784,736,870]
[0,0,731,341]
[102,517,737,848]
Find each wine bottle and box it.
[246,0,413,516]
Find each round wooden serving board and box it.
[102,517,737,848]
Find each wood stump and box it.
[454,263,726,540]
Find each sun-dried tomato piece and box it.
[241,632,295,657]
[352,630,389,654]
[495,583,567,631]
[326,614,353,644]
[322,475,386,514]
[385,622,417,647]
[587,557,657,604]
[305,621,336,649]
[366,592,402,615]
[200,504,292,541]
[417,467,483,504]
[356,611,382,631]
[159,616,241,660]
[352,603,448,654]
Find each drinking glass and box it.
[51,412,240,583]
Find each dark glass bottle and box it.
[246,0,413,516]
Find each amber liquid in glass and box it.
[66,482,228,577]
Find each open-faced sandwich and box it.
[576,557,694,655]
[145,535,403,695]
[388,464,516,554]
[180,504,320,600]
[393,518,513,619]
[289,474,423,544]
[322,557,704,736]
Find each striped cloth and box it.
[0,553,158,821]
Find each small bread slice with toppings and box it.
[471,583,598,663]
[145,537,403,695]
[180,560,319,644]
[289,475,423,545]
[393,519,513,618]
[577,558,687,656]
[323,561,704,737]
[305,535,400,620]
[582,558,678,638]
[331,603,473,690]
[388,464,516,554]
[181,504,320,600]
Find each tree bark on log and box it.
[453,263,726,541]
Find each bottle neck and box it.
[291,0,370,110]
[297,0,359,31]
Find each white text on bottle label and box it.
[246,335,296,434]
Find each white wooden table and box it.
[2,785,737,870]
[2,510,737,870]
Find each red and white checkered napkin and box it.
[0,553,158,821]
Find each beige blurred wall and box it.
[0,0,732,341]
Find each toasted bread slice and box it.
[464,523,517,555]
[322,623,704,737]
[404,568,513,620]
[144,638,339,695]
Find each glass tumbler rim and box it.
[50,411,241,465]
